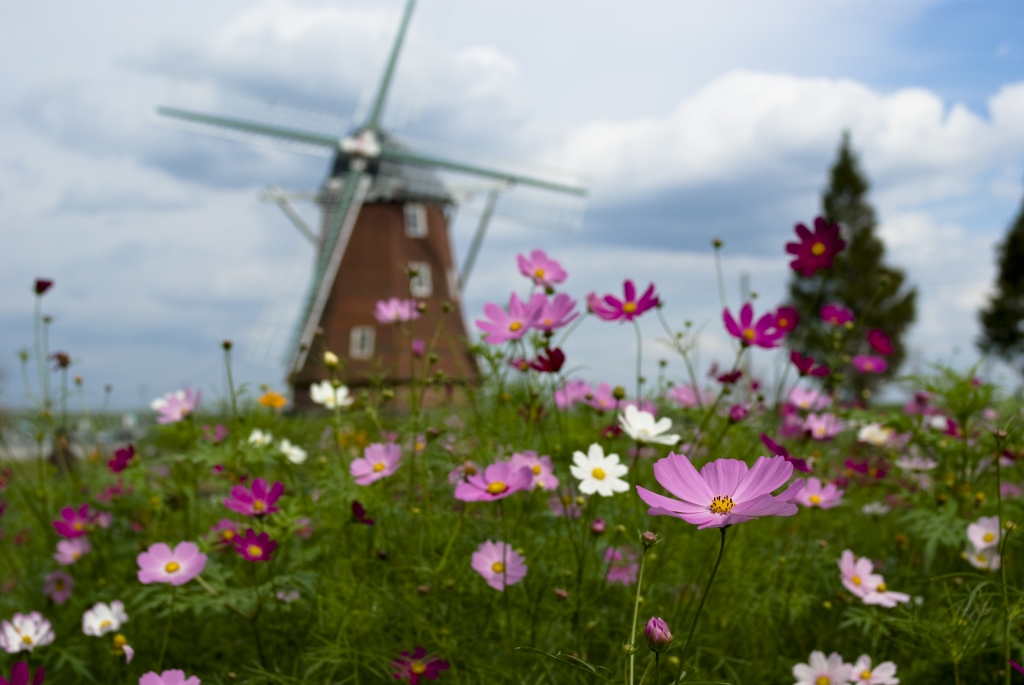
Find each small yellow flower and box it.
[259,391,287,409]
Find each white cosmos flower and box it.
[569,444,629,497]
[857,423,894,447]
[279,439,308,465]
[966,515,1002,551]
[82,600,128,637]
[963,542,1000,570]
[0,612,55,653]
[248,429,273,447]
[895,455,937,472]
[310,380,354,409]
[850,654,899,684]
[618,405,680,446]
[792,650,853,685]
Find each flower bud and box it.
[590,519,606,535]
[621,642,638,655]
[728,404,748,423]
[554,588,569,599]
[416,301,427,313]
[441,301,454,313]
[324,351,340,370]
[612,386,627,401]
[222,339,233,351]
[644,617,673,651]
[641,531,658,548]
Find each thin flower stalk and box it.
[673,527,727,685]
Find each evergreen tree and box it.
[787,132,917,398]
[978,191,1024,370]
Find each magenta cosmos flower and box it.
[53,504,95,538]
[509,451,559,491]
[636,454,803,529]
[773,306,799,332]
[374,297,419,324]
[454,462,533,502]
[137,541,207,586]
[867,329,893,355]
[794,477,844,509]
[108,445,135,473]
[723,303,785,349]
[350,442,402,485]
[821,303,854,326]
[151,388,201,424]
[234,529,276,562]
[517,249,567,288]
[223,478,284,516]
[475,293,542,344]
[786,217,846,277]
[138,670,200,685]
[53,537,91,565]
[760,434,810,473]
[0,662,45,685]
[591,280,659,322]
[42,571,73,604]
[471,540,527,591]
[392,647,449,685]
[530,293,578,333]
[790,352,829,377]
[853,355,888,374]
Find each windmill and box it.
[157,0,587,406]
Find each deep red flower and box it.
[234,529,277,562]
[34,279,53,296]
[352,501,375,526]
[760,433,810,472]
[108,445,134,474]
[790,351,829,377]
[845,459,886,479]
[867,329,893,355]
[530,348,565,373]
[593,280,659,322]
[785,216,845,277]
[717,369,743,384]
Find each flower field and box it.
[2,218,1023,685]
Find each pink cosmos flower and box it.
[234,529,277,562]
[850,655,899,684]
[792,650,853,685]
[509,451,559,491]
[517,249,567,288]
[604,547,639,585]
[475,293,542,344]
[853,355,888,374]
[588,382,618,411]
[0,662,45,685]
[723,303,785,348]
[593,280,659,322]
[208,520,240,547]
[53,537,91,565]
[201,423,228,443]
[454,462,533,502]
[586,292,618,319]
[391,647,450,685]
[95,512,112,529]
[760,434,810,473]
[804,413,844,441]
[150,387,201,424]
[374,297,419,324]
[108,445,135,473]
[530,293,578,333]
[53,504,95,538]
[1002,483,1024,498]
[867,329,893,355]
[136,542,207,586]
[838,550,909,607]
[636,454,803,529]
[555,379,593,409]
[789,387,831,411]
[786,217,846,277]
[138,670,201,685]
[447,460,481,484]
[223,478,284,517]
[471,540,527,591]
[42,571,73,604]
[668,384,714,408]
[350,443,402,485]
[794,477,844,509]
[773,306,800,332]
[790,352,829,377]
[411,339,426,357]
[820,304,854,326]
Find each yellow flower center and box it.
[54,580,64,590]
[623,302,637,313]
[73,522,84,531]
[373,462,385,472]
[165,561,180,573]
[487,481,508,495]
[816,677,831,685]
[21,635,32,645]
[71,552,80,560]
[809,494,821,504]
[778,318,788,328]
[861,670,872,680]
[248,545,263,558]
[876,583,887,592]
[852,575,861,585]
[534,268,545,278]
[863,361,874,371]
[113,634,127,648]
[742,328,755,341]
[492,561,505,573]
[509,321,522,332]
[811,242,826,256]
[977,554,987,562]
[532,465,542,475]
[544,318,552,326]
[984,532,995,543]
[411,662,427,675]
[592,467,606,480]
[253,500,265,512]
[223,530,235,541]
[709,495,735,514]
[100,619,112,629]
[465,465,478,476]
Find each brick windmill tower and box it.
[157,0,586,405]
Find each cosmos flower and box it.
[509,451,559,491]
[136,542,207,586]
[391,647,449,685]
[309,380,353,409]
[446,460,481,484]
[34,278,54,295]
[351,501,374,525]
[0,661,45,685]
[471,540,527,591]
[529,347,566,373]
[53,504,95,539]
[0,613,54,653]
[790,352,829,377]
[150,388,201,424]
[555,379,593,409]
[108,445,135,473]
[759,434,810,473]
[867,329,893,356]
[258,391,287,409]
[604,547,639,585]
[531,293,578,332]
[278,439,307,465]
[838,550,909,606]
[820,304,854,326]
[234,529,277,562]
[53,537,91,566]
[668,384,714,408]
[789,387,831,411]
[793,477,844,509]
[350,442,403,485]
[208,520,240,547]
[475,293,543,344]
[588,382,619,412]
[804,413,845,441]
[223,478,284,517]
[42,572,72,605]
[454,462,533,502]
[966,516,1002,552]
[853,356,888,374]
[411,339,427,357]
[850,655,899,685]
[619,405,680,445]
[643,617,673,651]
[857,423,895,447]
[374,297,420,323]
[592,280,659,322]
[963,542,1000,570]
[728,404,749,423]
[723,303,785,348]
[570,444,629,497]
[82,601,128,637]
[785,216,846,277]
[248,429,273,447]
[792,651,853,685]
[636,454,802,529]
[138,670,201,685]
[517,249,567,288]
[276,590,301,603]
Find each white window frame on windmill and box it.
[403,202,428,238]
[349,325,376,360]
[408,261,433,297]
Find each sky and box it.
[2,0,1024,410]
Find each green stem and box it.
[156,585,177,671]
[224,347,238,417]
[673,527,728,684]
[628,549,648,684]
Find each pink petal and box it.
[699,459,748,497]
[651,454,714,505]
